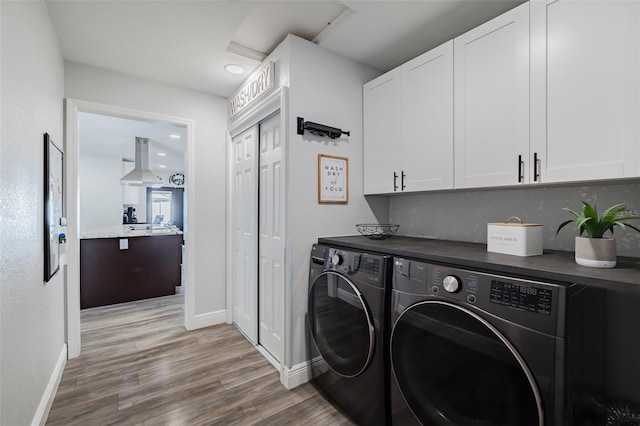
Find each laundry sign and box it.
[318,154,348,204]
[229,62,275,118]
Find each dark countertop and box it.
[318,235,640,290]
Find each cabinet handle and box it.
[393,172,398,191]
[518,155,524,183]
[401,171,406,191]
[533,152,540,182]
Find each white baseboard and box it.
[32,343,67,426]
[185,309,226,330]
[281,360,312,390]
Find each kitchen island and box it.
[80,225,183,309]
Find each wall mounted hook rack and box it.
[297,117,350,140]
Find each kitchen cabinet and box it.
[454,2,530,189]
[80,233,182,308]
[122,160,140,205]
[530,0,640,183]
[364,41,453,194]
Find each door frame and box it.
[64,98,195,358]
[226,87,288,370]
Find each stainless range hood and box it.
[121,137,163,186]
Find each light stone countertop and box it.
[80,224,183,239]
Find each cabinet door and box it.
[454,3,530,189]
[531,0,640,183]
[402,40,454,191]
[363,69,402,195]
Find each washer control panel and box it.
[327,248,388,287]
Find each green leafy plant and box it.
[556,200,640,238]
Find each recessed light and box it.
[169,134,181,139]
[225,64,244,75]
[157,152,167,156]
[159,165,166,168]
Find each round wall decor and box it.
[168,172,185,186]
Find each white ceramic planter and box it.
[574,236,617,268]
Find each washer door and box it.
[391,301,543,426]
[308,271,375,378]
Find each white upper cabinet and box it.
[454,3,530,189]
[402,41,454,192]
[364,42,454,195]
[363,68,402,195]
[530,0,640,183]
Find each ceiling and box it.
[46,0,525,98]
[51,0,524,172]
[79,112,187,174]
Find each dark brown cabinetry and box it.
[80,234,182,309]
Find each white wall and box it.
[247,35,383,368]
[286,36,384,367]
[79,153,123,230]
[0,2,67,424]
[65,62,228,316]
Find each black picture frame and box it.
[44,132,63,282]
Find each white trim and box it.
[185,309,227,330]
[64,98,195,358]
[32,344,67,426]
[228,86,286,137]
[64,100,81,359]
[280,360,312,390]
[225,130,234,325]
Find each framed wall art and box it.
[44,132,63,282]
[318,154,348,204]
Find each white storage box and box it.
[487,217,543,257]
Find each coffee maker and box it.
[123,207,137,224]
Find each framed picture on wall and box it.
[318,154,348,204]
[44,132,63,282]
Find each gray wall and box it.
[1,2,67,424]
[389,180,640,257]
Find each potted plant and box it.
[556,200,640,268]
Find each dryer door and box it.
[391,301,543,426]
[308,271,375,378]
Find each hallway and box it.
[46,295,352,425]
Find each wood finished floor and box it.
[47,294,354,425]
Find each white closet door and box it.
[258,113,284,363]
[232,125,258,343]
